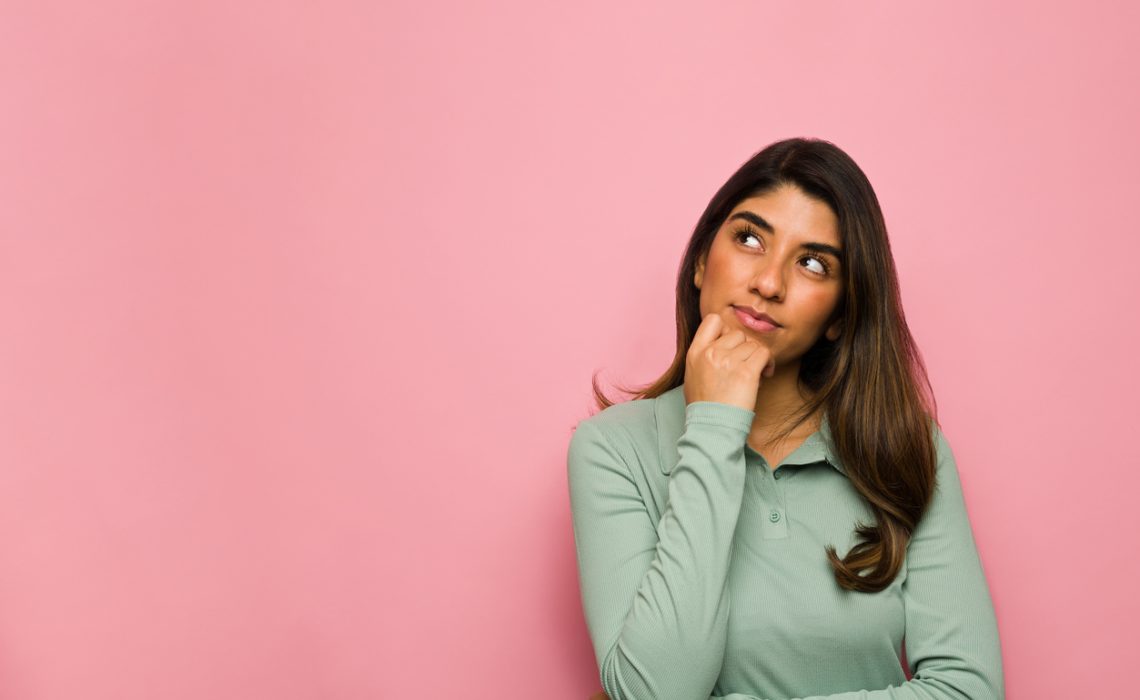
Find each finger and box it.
[712,307,748,349]
[718,305,738,328]
[742,342,771,376]
[734,338,765,363]
[744,341,775,377]
[716,327,749,352]
[691,312,722,351]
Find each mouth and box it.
[733,305,781,332]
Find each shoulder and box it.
[929,417,950,453]
[927,418,961,482]
[568,392,668,478]
[914,418,972,531]
[571,394,658,449]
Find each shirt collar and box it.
[654,384,845,477]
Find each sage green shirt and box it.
[566,384,1004,700]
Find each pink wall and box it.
[1,1,1136,698]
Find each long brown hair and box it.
[591,137,939,593]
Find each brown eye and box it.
[737,225,832,277]
[802,256,830,275]
[734,229,761,248]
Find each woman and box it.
[566,138,1004,700]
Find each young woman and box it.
[567,138,1004,700]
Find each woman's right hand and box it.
[683,307,775,412]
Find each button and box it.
[769,510,781,523]
[773,470,783,480]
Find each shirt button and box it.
[769,510,781,523]
[773,470,783,480]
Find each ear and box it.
[825,317,843,342]
[693,253,705,290]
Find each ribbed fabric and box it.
[566,385,1004,700]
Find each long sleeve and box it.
[708,427,1005,700]
[567,401,756,700]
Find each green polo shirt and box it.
[566,384,1003,700]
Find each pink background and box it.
[1,1,1137,698]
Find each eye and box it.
[802,256,830,276]
[733,225,833,277]
[734,229,762,248]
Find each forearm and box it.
[571,402,754,700]
[601,406,751,699]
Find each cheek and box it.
[797,287,842,324]
[709,247,753,282]
[701,249,733,289]
[705,243,729,269]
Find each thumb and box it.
[692,312,721,349]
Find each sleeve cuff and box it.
[683,401,755,433]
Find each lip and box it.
[733,306,781,332]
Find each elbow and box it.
[599,634,726,700]
[976,661,1006,700]
[913,659,1005,700]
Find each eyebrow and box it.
[727,211,844,261]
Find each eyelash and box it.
[732,226,833,276]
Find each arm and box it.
[708,427,1005,700]
[567,401,755,700]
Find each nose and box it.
[750,258,785,301]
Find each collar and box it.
[654,384,845,477]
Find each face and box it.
[694,184,845,374]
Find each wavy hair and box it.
[591,137,939,593]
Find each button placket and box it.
[762,466,789,539]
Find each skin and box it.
[693,183,845,457]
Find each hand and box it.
[683,307,775,412]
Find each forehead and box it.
[726,187,840,245]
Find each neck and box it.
[750,360,819,444]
